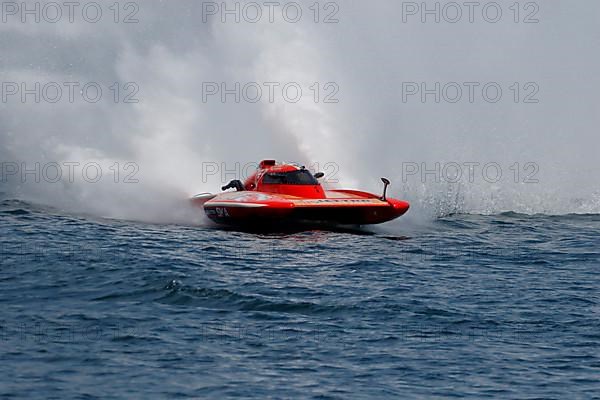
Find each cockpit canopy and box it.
[248,161,326,198]
[262,169,319,185]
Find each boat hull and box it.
[195,190,409,227]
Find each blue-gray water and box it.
[1,198,599,399]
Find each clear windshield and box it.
[262,170,319,185]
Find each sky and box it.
[1,0,599,221]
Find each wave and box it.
[92,279,355,315]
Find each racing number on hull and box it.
[215,207,230,218]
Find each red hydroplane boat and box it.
[191,160,409,228]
